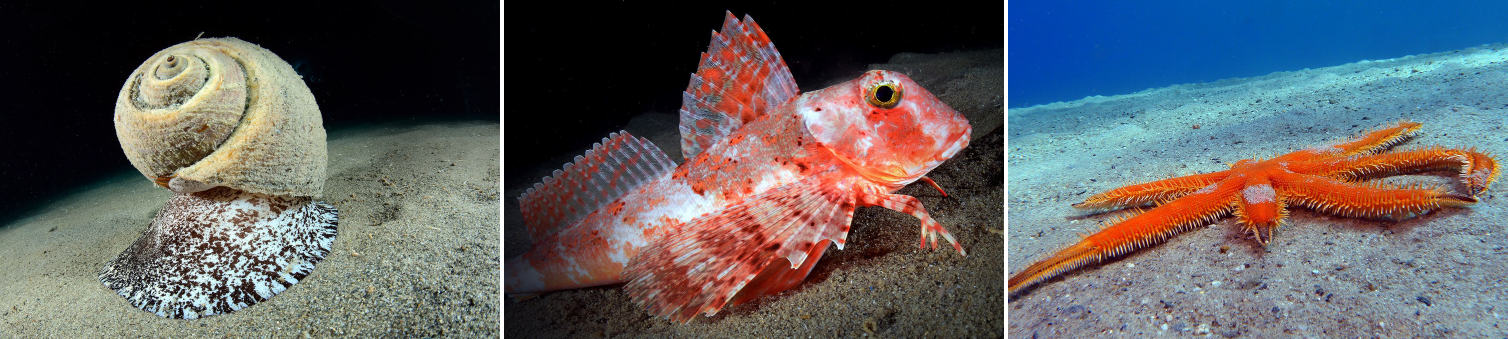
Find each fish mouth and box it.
[914,123,972,175]
[939,125,971,160]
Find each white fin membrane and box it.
[518,131,675,240]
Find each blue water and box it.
[1009,1,1508,108]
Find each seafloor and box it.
[0,121,500,337]
[1008,44,1508,337]
[503,49,1004,337]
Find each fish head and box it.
[797,70,971,187]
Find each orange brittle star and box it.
[1008,121,1498,295]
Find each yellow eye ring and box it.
[866,82,902,109]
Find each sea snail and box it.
[99,37,339,319]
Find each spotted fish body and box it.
[505,12,972,322]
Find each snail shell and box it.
[114,37,327,197]
[98,187,337,319]
[101,38,338,319]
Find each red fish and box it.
[504,11,972,322]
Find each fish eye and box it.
[866,82,902,109]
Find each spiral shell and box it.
[114,37,327,197]
[103,37,339,319]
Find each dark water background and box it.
[504,3,1003,190]
[0,2,498,224]
[1010,0,1508,108]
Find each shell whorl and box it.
[114,37,327,198]
[105,38,339,320]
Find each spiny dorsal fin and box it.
[518,131,675,240]
[623,173,855,323]
[678,11,799,160]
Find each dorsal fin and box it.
[518,131,675,240]
[678,11,799,160]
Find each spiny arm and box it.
[1012,180,1239,294]
[1273,171,1477,220]
[1280,121,1421,163]
[1073,170,1232,212]
[1297,146,1498,196]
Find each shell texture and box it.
[114,37,328,197]
[99,188,338,319]
[103,37,337,319]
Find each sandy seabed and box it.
[0,121,500,337]
[1009,44,1508,337]
[503,49,1005,338]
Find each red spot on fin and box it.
[623,173,857,323]
[518,131,675,241]
[724,239,832,307]
[678,11,798,161]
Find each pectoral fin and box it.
[623,174,855,323]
